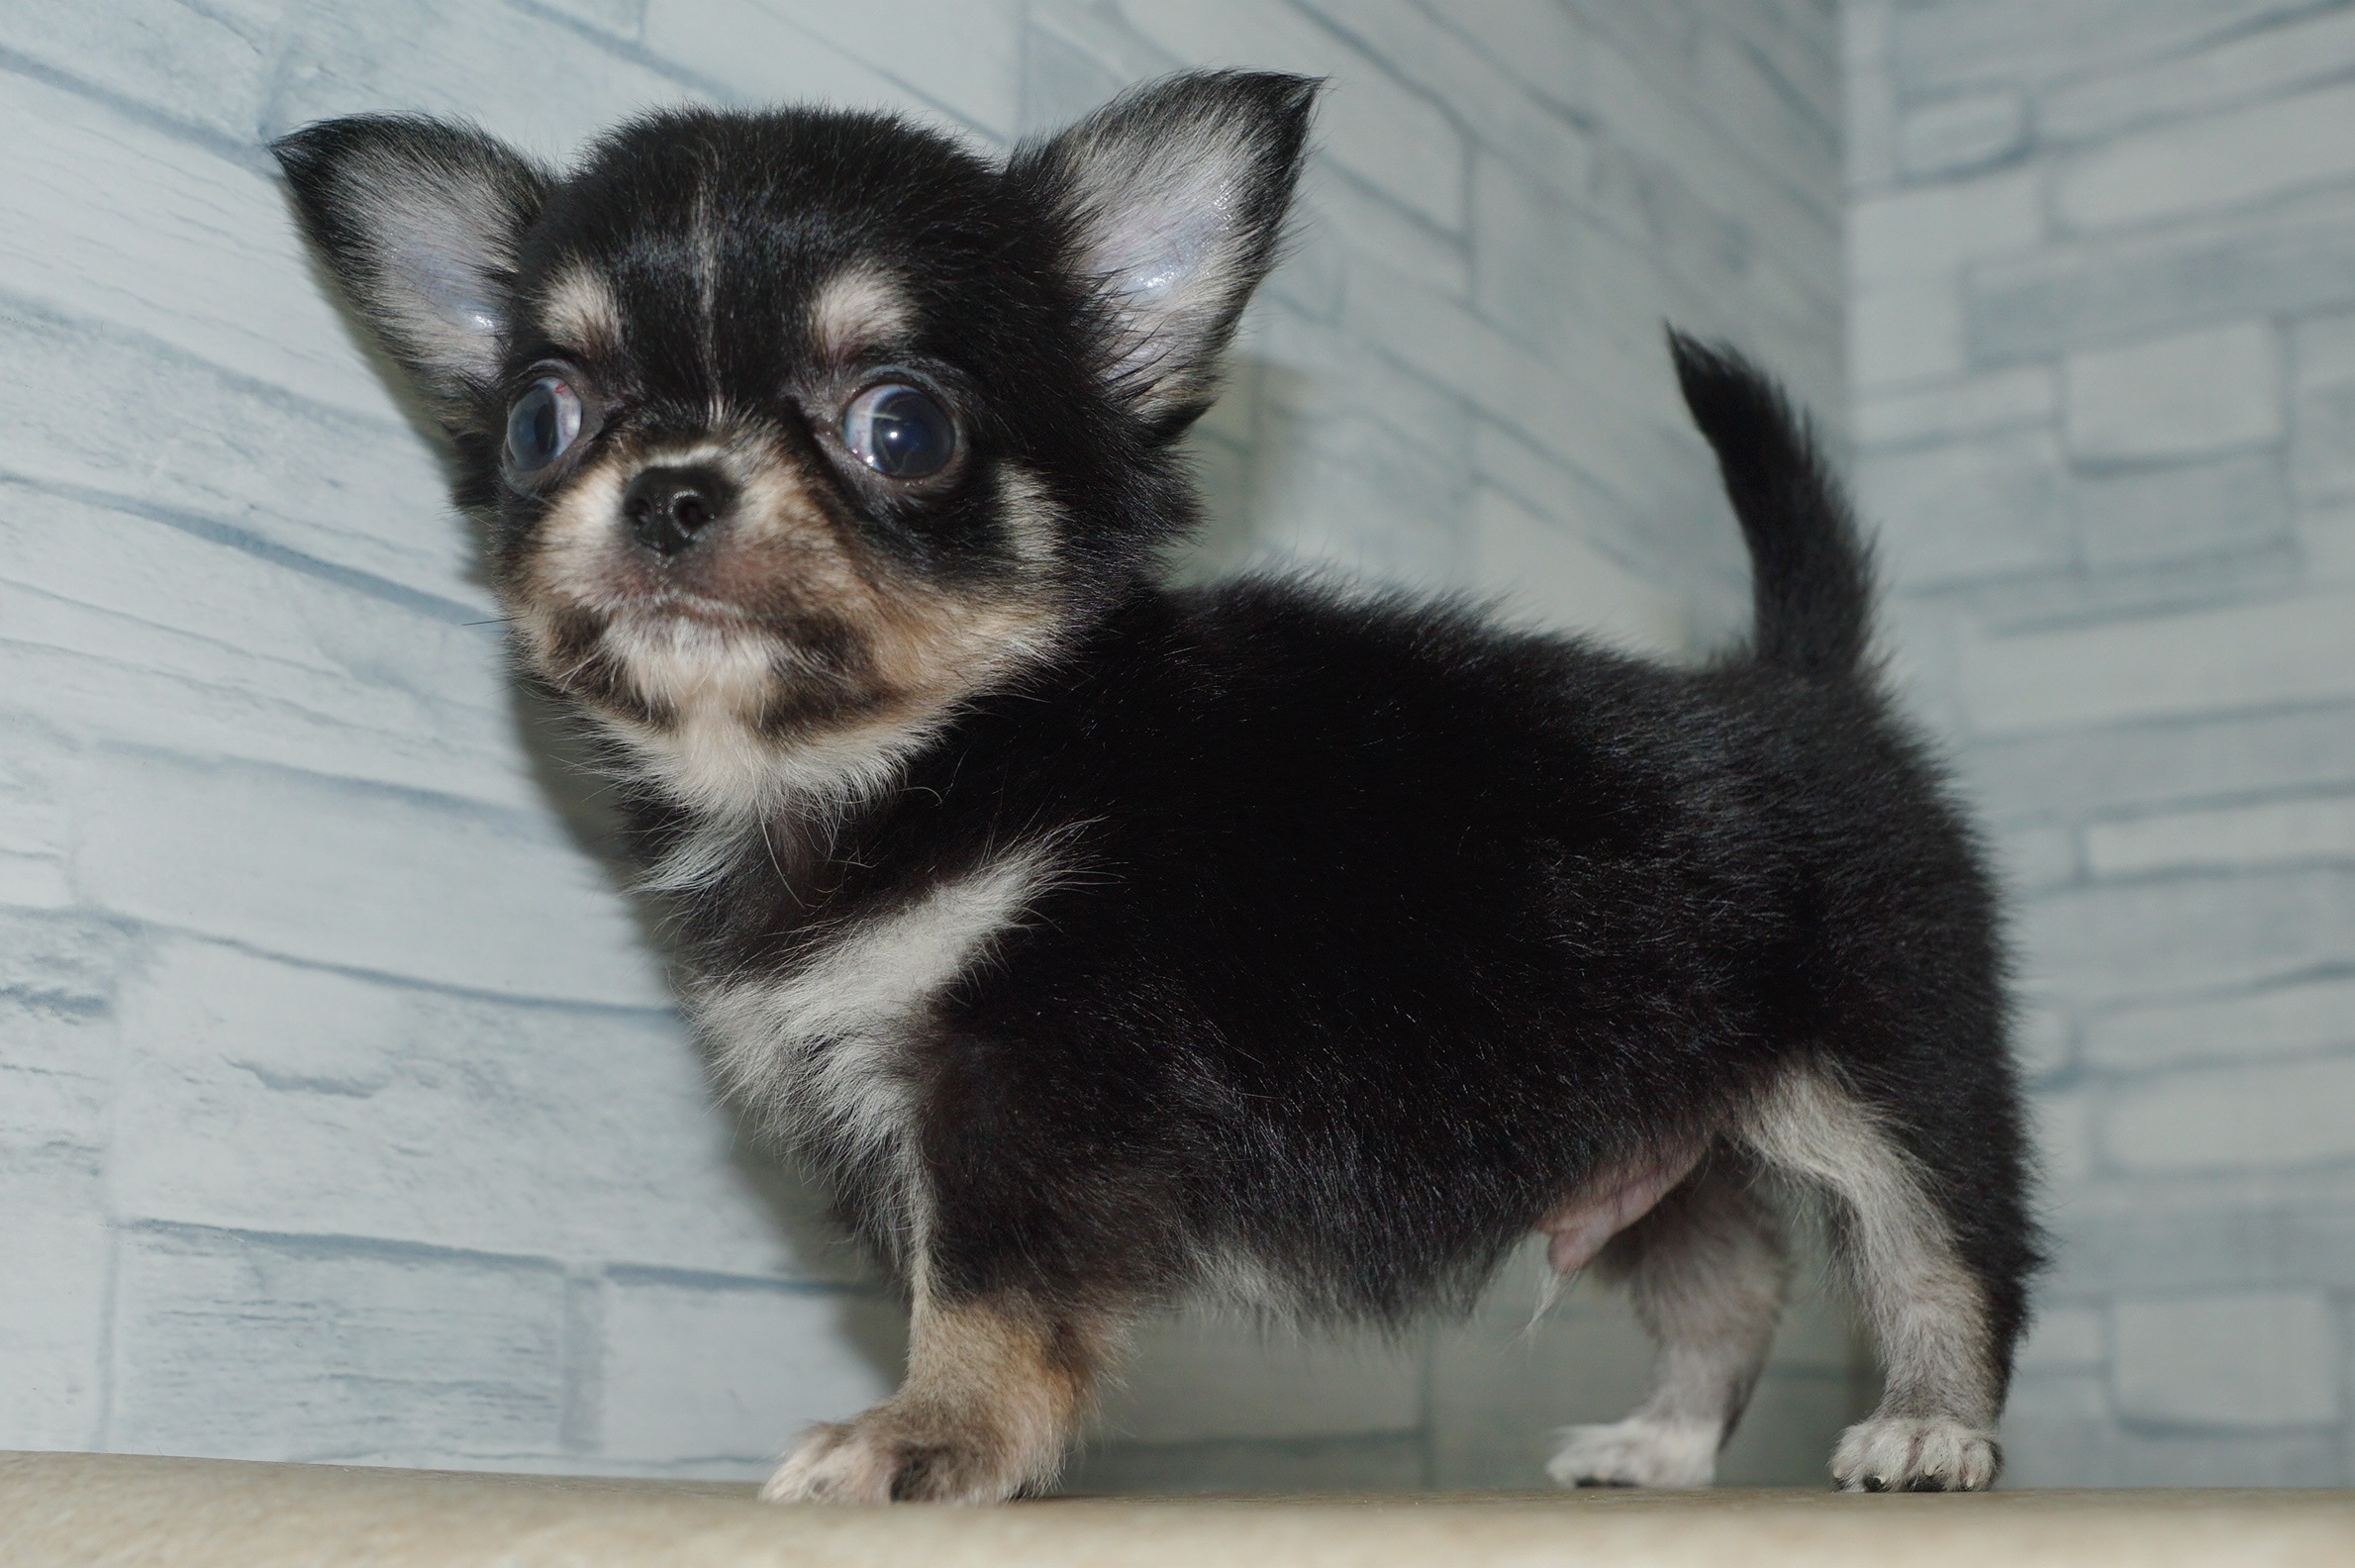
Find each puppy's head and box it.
[276,73,1314,817]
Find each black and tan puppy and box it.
[275,71,2036,1502]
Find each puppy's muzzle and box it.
[625,464,737,557]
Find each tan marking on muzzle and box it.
[503,434,1069,818]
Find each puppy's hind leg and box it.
[1547,1159,1791,1489]
[1741,1067,2012,1492]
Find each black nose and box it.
[624,465,736,557]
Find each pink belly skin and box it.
[1537,1146,1707,1274]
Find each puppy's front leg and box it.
[763,1281,1120,1504]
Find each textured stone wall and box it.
[0,0,1846,1488]
[1847,0,2355,1486]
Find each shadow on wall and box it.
[1168,354,1316,584]
[1060,1231,1874,1494]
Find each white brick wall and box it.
[2063,323,2286,461]
[1851,0,2355,1488]
[2112,1294,2343,1428]
[0,0,1849,1491]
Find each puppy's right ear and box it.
[1011,71,1316,438]
[273,116,549,426]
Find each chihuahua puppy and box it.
[275,71,2035,1501]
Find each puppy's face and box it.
[479,118,1085,818]
[276,75,1313,816]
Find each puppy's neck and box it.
[620,704,932,899]
[618,699,938,827]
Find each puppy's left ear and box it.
[1011,71,1317,436]
[273,115,549,428]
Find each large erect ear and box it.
[272,116,549,423]
[1010,71,1316,433]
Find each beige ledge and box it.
[5,1451,2354,1567]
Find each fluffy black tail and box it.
[1668,331,1874,681]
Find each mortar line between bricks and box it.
[1966,694,2355,753]
[0,472,493,628]
[1420,0,1845,182]
[507,0,1003,144]
[1464,419,1720,589]
[0,286,431,437]
[88,735,608,827]
[1392,0,1549,132]
[0,627,547,799]
[0,45,266,171]
[1722,27,1844,147]
[484,0,651,50]
[1488,19,1843,231]
[2075,959,2355,1007]
[2189,2,2355,67]
[1308,155,1472,264]
[1273,1,1472,142]
[93,927,685,1022]
[0,575,475,692]
[597,1261,894,1297]
[2068,860,2355,892]
[2078,1040,2355,1084]
[487,0,736,104]
[1347,337,1659,515]
[1891,558,2318,635]
[1960,689,2355,745]
[1577,191,1846,321]
[1245,305,1468,451]
[118,1218,878,1298]
[115,1217,585,1273]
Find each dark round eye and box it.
[841,383,954,479]
[506,375,584,472]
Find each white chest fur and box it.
[690,843,1061,1241]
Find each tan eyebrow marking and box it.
[807,263,916,360]
[535,259,623,357]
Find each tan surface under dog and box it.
[5,1450,2353,1567]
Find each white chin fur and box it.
[596,618,930,828]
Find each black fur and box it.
[274,71,2037,1498]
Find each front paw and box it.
[760,1418,894,1504]
[1546,1417,1720,1488]
[760,1405,1035,1505]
